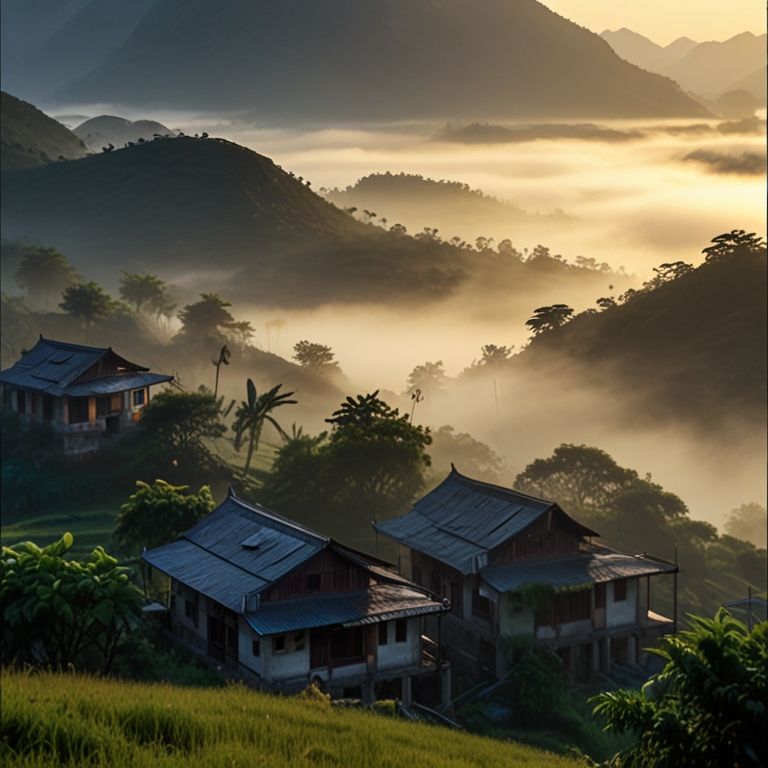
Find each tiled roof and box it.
[374,467,598,574]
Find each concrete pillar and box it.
[591,641,600,675]
[401,675,413,707]
[603,637,612,673]
[362,677,375,706]
[628,635,638,665]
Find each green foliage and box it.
[507,583,556,615]
[118,272,175,317]
[14,246,78,308]
[592,610,768,767]
[259,392,431,545]
[139,390,226,459]
[232,381,297,477]
[725,503,767,549]
[1,669,580,767]
[507,646,568,723]
[525,304,574,336]
[60,281,115,326]
[428,425,503,484]
[702,229,765,262]
[293,340,339,370]
[114,480,214,554]
[176,293,235,338]
[1,534,141,672]
[406,360,447,396]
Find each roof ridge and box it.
[449,465,556,506]
[227,492,329,544]
[38,336,110,353]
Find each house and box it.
[143,489,450,705]
[0,336,173,454]
[374,467,678,681]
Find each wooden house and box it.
[0,337,173,455]
[374,467,678,681]
[143,489,450,705]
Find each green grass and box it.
[0,505,119,557]
[1,670,582,768]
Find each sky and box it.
[543,0,766,45]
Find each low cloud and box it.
[683,149,766,175]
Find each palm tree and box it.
[232,380,297,477]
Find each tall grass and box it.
[1,669,581,767]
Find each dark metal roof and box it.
[0,336,168,396]
[481,545,677,593]
[65,372,173,396]
[245,583,445,636]
[374,467,598,575]
[145,493,329,610]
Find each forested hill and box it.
[54,0,704,119]
[1,134,616,308]
[517,246,767,426]
[0,91,87,169]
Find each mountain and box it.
[325,172,572,246]
[1,0,155,101]
[74,115,174,150]
[0,91,87,169]
[721,65,768,106]
[603,28,767,100]
[516,249,767,427]
[666,32,767,98]
[600,28,698,72]
[53,0,705,119]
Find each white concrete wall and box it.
[261,630,310,680]
[238,619,262,676]
[377,618,420,671]
[536,618,592,640]
[607,578,638,628]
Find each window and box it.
[472,587,492,619]
[184,598,197,627]
[294,631,305,652]
[378,622,388,646]
[395,619,407,643]
[306,574,321,592]
[613,579,627,602]
[68,396,89,424]
[252,639,260,657]
[595,583,606,610]
[273,635,286,654]
[132,389,146,407]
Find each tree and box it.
[15,246,78,308]
[1,533,142,672]
[525,304,574,336]
[114,479,214,554]
[592,610,767,768]
[702,230,766,262]
[59,281,115,327]
[118,272,175,318]
[429,425,503,484]
[406,361,447,397]
[177,293,235,338]
[232,381,297,477]
[293,340,339,371]
[139,390,226,460]
[725,503,767,549]
[478,344,513,367]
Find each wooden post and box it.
[672,544,679,633]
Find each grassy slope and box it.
[0,91,87,169]
[1,670,579,768]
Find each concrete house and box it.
[0,337,173,454]
[143,490,450,704]
[374,467,678,681]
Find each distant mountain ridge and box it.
[40,0,705,119]
[602,28,767,102]
[0,91,87,169]
[73,115,174,150]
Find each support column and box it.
[591,641,600,676]
[440,665,452,710]
[400,675,412,707]
[628,635,638,666]
[603,637,612,673]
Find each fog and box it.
[42,105,767,528]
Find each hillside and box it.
[54,0,704,119]
[1,670,579,768]
[0,0,154,100]
[516,249,767,426]
[0,91,87,169]
[1,134,617,309]
[74,115,173,149]
[326,172,572,245]
[602,29,767,100]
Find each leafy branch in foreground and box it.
[592,609,767,767]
